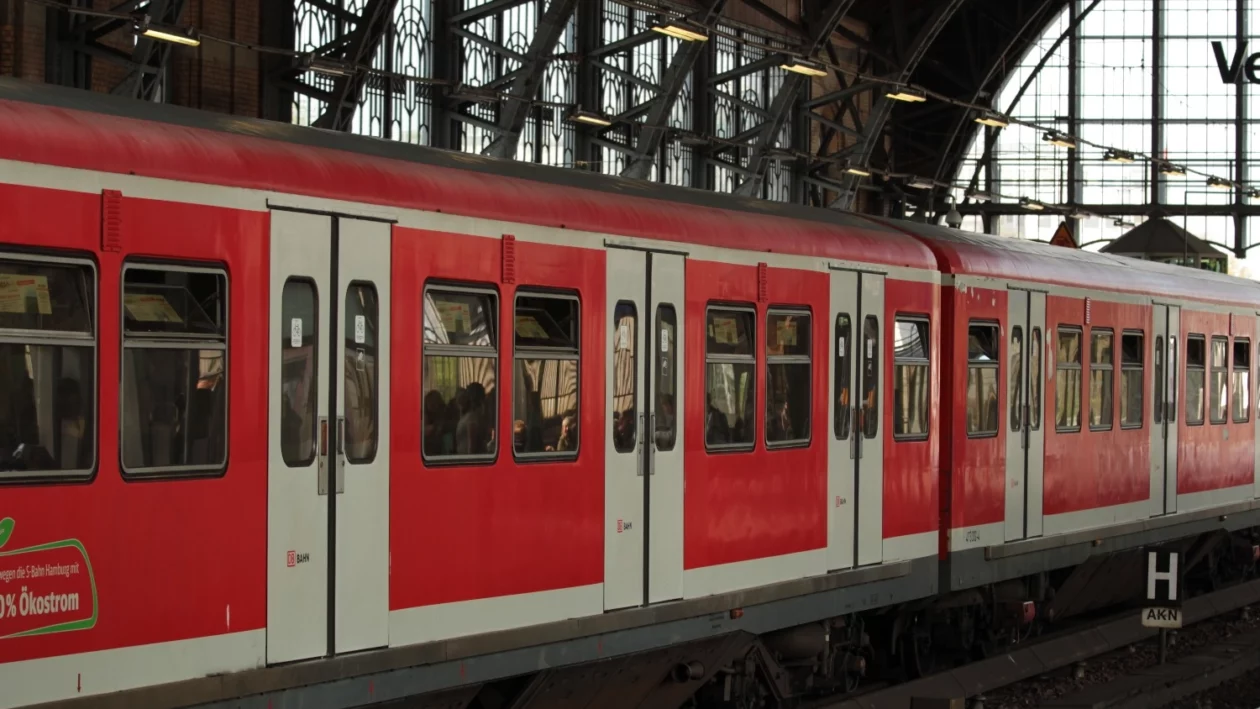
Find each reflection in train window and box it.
[422,286,497,463]
[893,317,929,439]
[861,316,879,439]
[654,305,678,451]
[1055,327,1082,432]
[1186,335,1205,425]
[0,258,96,478]
[833,314,852,440]
[766,309,811,447]
[1010,326,1023,432]
[705,306,755,451]
[967,322,1000,436]
[1210,336,1228,424]
[1030,327,1042,430]
[612,301,637,454]
[122,264,228,475]
[1120,331,1143,429]
[514,292,579,458]
[1089,329,1114,431]
[1233,338,1250,423]
[344,282,378,464]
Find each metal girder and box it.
[620,0,729,181]
[926,0,1065,188]
[308,0,399,131]
[732,0,858,197]
[110,0,188,100]
[482,0,581,159]
[823,0,969,210]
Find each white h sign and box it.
[1147,551,1179,602]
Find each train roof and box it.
[0,78,937,271]
[882,219,1260,310]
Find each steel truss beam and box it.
[482,0,580,158]
[47,0,184,100]
[619,0,729,181]
[312,0,399,131]
[731,0,856,197]
[813,0,968,210]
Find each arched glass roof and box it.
[952,0,1260,275]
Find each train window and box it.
[966,322,999,436]
[1154,336,1164,425]
[281,279,318,467]
[1010,326,1023,432]
[654,305,678,451]
[121,265,228,476]
[1088,330,1114,431]
[1210,336,1228,425]
[705,306,756,451]
[861,316,879,439]
[893,317,929,440]
[834,314,852,440]
[0,258,96,479]
[766,309,811,447]
[1120,331,1143,429]
[513,292,579,458]
[1186,335,1205,425]
[1030,327,1042,430]
[1055,327,1082,432]
[344,282,378,464]
[612,301,638,454]
[1233,338,1250,423]
[1168,336,1178,423]
[422,286,497,463]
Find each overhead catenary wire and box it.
[23,0,1256,221]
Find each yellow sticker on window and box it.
[0,274,52,315]
[711,316,738,345]
[776,318,798,347]
[437,300,471,335]
[515,315,550,340]
[124,293,184,323]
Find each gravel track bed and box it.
[975,609,1260,708]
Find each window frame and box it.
[611,299,639,454]
[1233,337,1250,424]
[512,289,581,462]
[1088,328,1115,432]
[1055,325,1083,433]
[1154,335,1164,425]
[1186,334,1205,426]
[1030,326,1042,431]
[1119,329,1144,430]
[119,260,229,479]
[966,320,1001,438]
[0,252,98,483]
[892,314,930,442]
[343,280,380,465]
[653,304,678,451]
[1010,325,1024,433]
[705,303,757,453]
[833,313,853,441]
[1210,335,1229,425]
[421,282,500,466]
[764,306,812,449]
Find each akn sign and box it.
[1213,41,1260,83]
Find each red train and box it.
[1,78,1259,708]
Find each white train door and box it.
[827,268,884,570]
[604,247,685,610]
[1004,289,1046,542]
[1153,304,1180,514]
[267,209,390,664]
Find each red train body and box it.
[1,79,1259,708]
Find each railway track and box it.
[811,578,1260,709]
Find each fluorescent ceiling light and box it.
[907,176,936,190]
[964,187,991,202]
[974,111,1009,128]
[141,24,200,46]
[1104,149,1135,163]
[845,164,871,177]
[1043,131,1077,149]
[885,86,927,102]
[1207,176,1233,190]
[1020,197,1045,211]
[779,57,827,77]
[1159,162,1187,176]
[567,108,613,127]
[650,20,708,42]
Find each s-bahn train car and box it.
[0,76,1258,709]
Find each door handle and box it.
[335,416,346,494]
[317,416,329,496]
